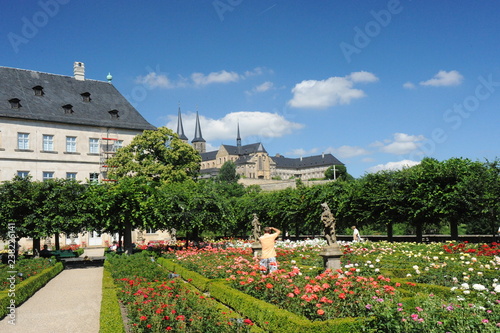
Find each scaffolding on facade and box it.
[100,131,119,182]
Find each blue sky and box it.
[2,0,499,178]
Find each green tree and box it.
[0,176,37,256]
[218,160,240,183]
[36,179,87,250]
[106,127,201,183]
[325,164,354,181]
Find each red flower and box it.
[266,283,273,289]
[166,327,172,331]
[140,315,148,321]
[338,293,346,299]
[317,309,325,315]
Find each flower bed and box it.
[168,241,500,332]
[105,252,259,332]
[0,258,57,291]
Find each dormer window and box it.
[81,92,91,102]
[33,86,44,96]
[9,98,21,109]
[108,109,119,119]
[62,104,74,114]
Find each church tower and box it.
[176,105,188,143]
[192,110,206,153]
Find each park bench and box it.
[50,250,77,259]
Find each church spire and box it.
[192,109,206,153]
[176,104,188,142]
[237,122,241,147]
[236,122,242,155]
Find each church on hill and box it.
[175,108,344,180]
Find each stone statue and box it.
[251,213,261,242]
[321,202,337,246]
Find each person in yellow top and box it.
[259,227,281,273]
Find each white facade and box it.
[0,118,139,182]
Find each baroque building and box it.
[0,62,155,183]
[176,109,344,180]
[0,62,171,249]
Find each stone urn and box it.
[319,242,343,271]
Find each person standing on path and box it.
[259,227,281,273]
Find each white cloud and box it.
[286,148,319,156]
[135,72,176,89]
[244,67,270,77]
[136,67,268,89]
[246,81,275,95]
[403,81,416,89]
[378,133,426,155]
[325,145,370,159]
[288,71,378,109]
[420,70,464,87]
[191,70,241,86]
[366,160,420,174]
[166,111,304,144]
[347,71,379,83]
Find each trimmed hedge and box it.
[99,265,125,333]
[0,261,63,320]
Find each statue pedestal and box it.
[319,243,343,271]
[251,242,262,257]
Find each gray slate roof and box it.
[200,142,268,162]
[0,66,156,131]
[272,153,343,169]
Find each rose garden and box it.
[1,130,499,332]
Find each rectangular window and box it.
[43,135,54,151]
[66,136,77,152]
[18,133,29,150]
[66,172,77,180]
[43,172,54,181]
[115,140,123,150]
[17,171,29,178]
[89,173,99,183]
[89,138,99,154]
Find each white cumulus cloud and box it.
[403,81,416,89]
[366,160,421,174]
[326,145,371,159]
[136,67,268,89]
[378,133,426,155]
[136,72,176,88]
[285,148,319,157]
[246,81,275,95]
[191,70,241,86]
[166,111,303,145]
[288,71,378,109]
[420,70,464,87]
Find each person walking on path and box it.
[259,227,281,274]
[352,225,362,242]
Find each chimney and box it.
[73,62,85,81]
